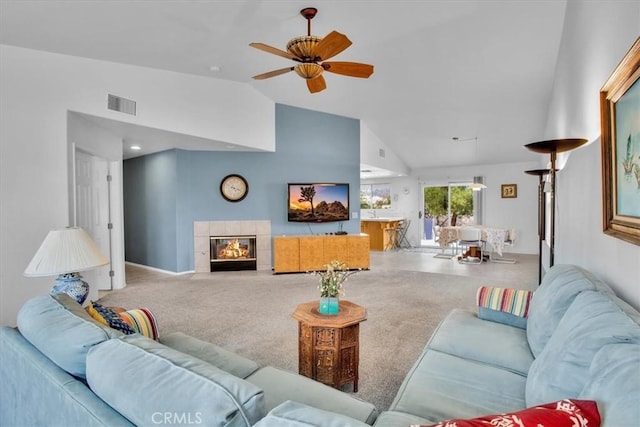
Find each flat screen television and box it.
[288,183,350,223]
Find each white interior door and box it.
[75,150,112,290]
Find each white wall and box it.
[360,122,410,175]
[544,0,640,309]
[0,45,275,326]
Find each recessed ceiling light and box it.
[209,65,221,72]
[130,145,141,151]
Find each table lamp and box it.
[24,227,109,304]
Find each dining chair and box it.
[457,227,483,264]
[489,230,517,263]
[433,225,457,259]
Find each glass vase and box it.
[318,297,340,315]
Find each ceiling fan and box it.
[250,7,374,93]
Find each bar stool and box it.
[397,219,411,249]
[384,223,400,250]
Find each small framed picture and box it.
[501,184,517,199]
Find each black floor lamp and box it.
[524,138,588,268]
[524,169,551,284]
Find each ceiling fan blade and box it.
[252,67,294,80]
[307,75,327,93]
[249,42,300,61]
[313,31,352,61]
[322,61,374,78]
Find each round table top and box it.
[292,300,366,327]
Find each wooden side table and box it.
[292,300,366,392]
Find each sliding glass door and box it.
[421,183,476,247]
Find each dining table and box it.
[438,225,515,256]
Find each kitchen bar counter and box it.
[360,218,404,251]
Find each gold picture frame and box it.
[600,37,640,246]
[501,184,517,199]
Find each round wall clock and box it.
[220,174,248,202]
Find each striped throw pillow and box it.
[119,308,159,340]
[476,286,534,329]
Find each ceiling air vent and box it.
[107,94,136,116]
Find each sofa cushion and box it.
[86,334,265,427]
[389,349,527,421]
[527,264,613,357]
[253,401,371,427]
[476,286,533,329]
[579,343,640,427]
[246,366,378,425]
[372,411,436,427]
[160,332,259,379]
[426,309,533,376]
[17,294,122,378]
[412,399,600,427]
[526,291,640,406]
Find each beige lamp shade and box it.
[24,227,109,277]
[468,183,487,191]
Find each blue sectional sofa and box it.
[1,264,638,426]
[0,293,376,426]
[372,264,640,426]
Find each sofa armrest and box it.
[0,327,134,427]
[253,400,371,427]
[246,366,378,425]
[159,331,259,379]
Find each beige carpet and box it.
[98,258,537,412]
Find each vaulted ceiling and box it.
[0,0,567,175]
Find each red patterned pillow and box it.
[412,399,600,427]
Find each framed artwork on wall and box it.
[600,37,640,246]
[501,184,517,199]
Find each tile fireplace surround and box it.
[194,220,272,272]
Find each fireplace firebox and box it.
[210,235,257,272]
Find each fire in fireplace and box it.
[210,235,257,272]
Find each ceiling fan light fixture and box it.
[250,7,373,93]
[286,36,321,58]
[295,63,323,79]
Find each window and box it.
[360,184,391,209]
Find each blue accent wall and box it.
[123,150,178,271]
[123,104,361,272]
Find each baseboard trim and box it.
[125,261,195,276]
